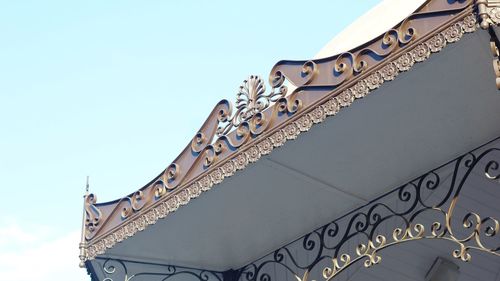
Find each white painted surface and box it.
[102,31,500,271]
[314,0,426,59]
[287,0,425,93]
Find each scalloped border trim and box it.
[85,14,478,261]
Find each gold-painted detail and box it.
[478,0,500,29]
[81,14,478,263]
[322,200,500,281]
[294,270,310,281]
[491,39,500,89]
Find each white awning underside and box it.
[100,29,500,271]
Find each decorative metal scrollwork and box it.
[84,194,102,239]
[270,0,473,88]
[95,258,223,281]
[237,138,500,281]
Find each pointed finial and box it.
[85,176,90,195]
[80,175,90,268]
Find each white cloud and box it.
[0,221,89,281]
[0,223,38,246]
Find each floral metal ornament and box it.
[216,75,287,137]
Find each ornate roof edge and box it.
[80,0,486,266]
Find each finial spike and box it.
[86,176,90,194]
[80,175,90,268]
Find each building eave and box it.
[80,0,497,265]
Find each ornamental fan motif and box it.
[234,75,285,124]
[216,75,286,137]
[237,75,268,122]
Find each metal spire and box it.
[80,176,90,268]
[86,176,90,195]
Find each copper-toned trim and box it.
[81,0,483,263]
[271,0,473,88]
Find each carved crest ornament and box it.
[80,1,500,277]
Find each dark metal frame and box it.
[87,258,224,281]
[236,137,500,281]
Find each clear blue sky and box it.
[0,1,381,280]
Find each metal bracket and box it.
[478,0,500,29]
[488,25,500,89]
